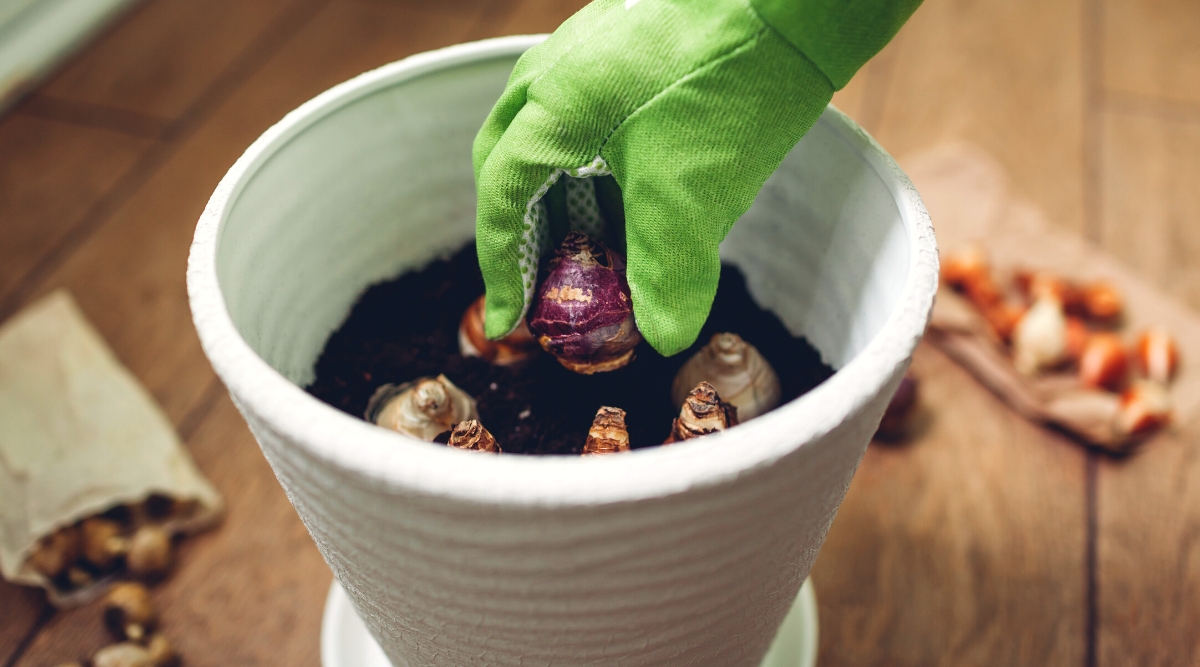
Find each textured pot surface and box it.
[187,36,937,667]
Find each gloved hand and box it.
[474,0,921,356]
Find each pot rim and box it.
[187,35,939,507]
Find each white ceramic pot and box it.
[188,36,937,667]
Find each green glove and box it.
[474,0,921,356]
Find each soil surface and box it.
[306,245,834,455]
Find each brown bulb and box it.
[26,525,80,579]
[125,525,172,579]
[447,420,501,453]
[940,245,1001,310]
[939,246,1002,311]
[92,643,154,667]
[1079,333,1128,391]
[1134,328,1179,385]
[65,566,93,589]
[981,302,1026,343]
[103,582,156,642]
[145,635,179,667]
[1016,269,1085,315]
[1082,281,1123,322]
[963,273,1003,309]
[665,382,739,444]
[459,295,539,365]
[1116,381,1171,438]
[941,244,990,290]
[1064,317,1090,362]
[583,407,630,455]
[81,517,127,571]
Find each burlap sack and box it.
[0,290,222,605]
[904,144,1200,451]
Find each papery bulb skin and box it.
[1064,316,1090,362]
[671,333,781,421]
[459,295,539,365]
[103,582,156,642]
[26,525,80,579]
[1082,281,1123,323]
[145,635,178,667]
[125,525,172,579]
[583,407,630,455]
[1116,380,1172,438]
[447,420,501,453]
[1079,333,1129,391]
[941,245,1003,310]
[1012,296,1069,375]
[365,374,478,441]
[941,244,990,290]
[527,232,642,374]
[982,302,1026,343]
[92,642,154,667]
[1016,269,1086,315]
[665,381,739,444]
[81,518,125,571]
[1134,328,1179,385]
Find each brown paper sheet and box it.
[0,290,222,604]
[902,143,1200,449]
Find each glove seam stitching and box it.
[596,25,771,156]
[741,0,839,91]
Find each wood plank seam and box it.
[0,137,173,322]
[0,605,53,667]
[1086,454,1099,667]
[0,0,333,324]
[853,25,904,134]
[337,0,515,42]
[0,0,146,115]
[0,0,337,651]
[15,94,172,138]
[345,0,494,11]
[25,0,160,84]
[1081,0,1104,245]
[464,0,532,40]
[176,377,229,441]
[1103,90,1200,125]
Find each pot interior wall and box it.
[216,53,909,387]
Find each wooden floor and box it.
[0,0,1197,664]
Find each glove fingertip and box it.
[629,287,712,358]
[642,326,697,359]
[623,227,721,358]
[483,292,523,340]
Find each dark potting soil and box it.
[306,245,834,455]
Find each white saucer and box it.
[322,577,818,667]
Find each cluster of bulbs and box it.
[365,233,784,453]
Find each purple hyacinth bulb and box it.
[527,232,642,374]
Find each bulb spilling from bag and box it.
[527,232,642,374]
